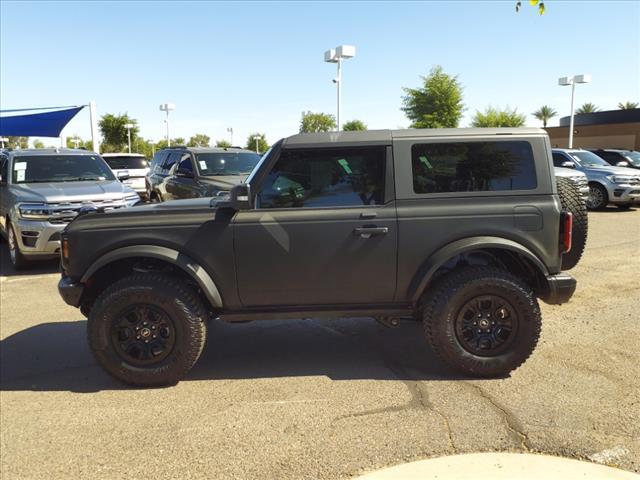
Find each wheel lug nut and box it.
[145,340,149,343]
[477,314,482,318]
[136,336,141,339]
[477,329,482,333]
[152,326,156,330]
[153,335,157,338]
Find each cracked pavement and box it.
[1,207,639,479]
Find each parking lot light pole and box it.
[558,74,591,148]
[159,103,175,147]
[227,127,234,145]
[125,123,134,153]
[253,135,261,153]
[324,45,356,131]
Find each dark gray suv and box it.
[58,128,579,386]
[145,146,261,202]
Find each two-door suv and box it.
[58,129,579,386]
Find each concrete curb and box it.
[356,453,639,479]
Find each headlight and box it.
[606,175,637,184]
[18,203,50,220]
[124,193,140,206]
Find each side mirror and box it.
[213,183,251,211]
[616,161,630,167]
[561,161,575,169]
[175,168,194,178]
[117,170,130,181]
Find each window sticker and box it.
[14,162,27,171]
[199,161,207,170]
[16,170,25,182]
[337,158,352,174]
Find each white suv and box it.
[101,153,150,200]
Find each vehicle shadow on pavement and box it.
[0,245,59,277]
[0,318,465,392]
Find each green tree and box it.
[342,120,368,131]
[98,113,139,152]
[32,139,45,149]
[515,0,546,15]
[532,105,557,127]
[471,107,526,127]
[172,137,186,146]
[245,132,269,153]
[618,101,639,110]
[3,136,29,149]
[401,66,465,128]
[215,139,232,148]
[300,111,336,133]
[575,102,600,114]
[188,134,211,147]
[156,139,169,150]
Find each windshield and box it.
[195,152,261,176]
[103,156,149,170]
[569,151,610,167]
[624,151,640,166]
[11,154,116,184]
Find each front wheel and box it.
[87,273,207,387]
[421,266,541,378]
[586,183,608,210]
[8,224,29,270]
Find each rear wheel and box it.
[556,177,588,270]
[586,183,608,210]
[421,266,541,378]
[87,273,207,387]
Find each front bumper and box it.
[541,272,577,305]
[58,276,84,307]
[609,184,640,204]
[13,218,65,259]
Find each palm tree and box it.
[575,103,600,114]
[618,101,639,110]
[532,105,557,127]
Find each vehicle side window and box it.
[177,153,193,172]
[0,156,8,182]
[150,151,167,172]
[411,141,537,194]
[599,151,620,163]
[552,152,570,167]
[163,152,181,172]
[257,146,386,209]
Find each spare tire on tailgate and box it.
[556,177,588,270]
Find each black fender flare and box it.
[409,236,550,303]
[81,245,223,309]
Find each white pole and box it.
[89,101,100,153]
[568,80,576,149]
[166,111,171,147]
[336,57,342,131]
[127,127,132,153]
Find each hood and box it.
[580,164,640,176]
[198,175,246,190]
[554,167,586,178]
[11,180,136,203]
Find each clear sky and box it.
[1,0,639,148]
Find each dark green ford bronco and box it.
[58,128,581,386]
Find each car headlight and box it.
[18,203,50,220]
[123,193,140,206]
[606,175,637,184]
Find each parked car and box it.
[59,128,579,386]
[554,166,589,201]
[101,153,150,200]
[588,148,640,170]
[552,148,640,210]
[146,146,261,202]
[0,148,140,269]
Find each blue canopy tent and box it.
[0,105,85,137]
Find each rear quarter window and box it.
[411,141,537,194]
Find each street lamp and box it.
[227,127,234,145]
[125,123,134,153]
[252,135,261,153]
[558,74,591,148]
[147,139,155,157]
[324,44,356,131]
[159,103,175,146]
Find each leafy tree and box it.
[516,0,546,15]
[471,107,526,127]
[3,136,29,149]
[32,139,45,149]
[618,101,639,110]
[300,111,336,133]
[342,120,367,131]
[98,113,139,152]
[215,139,232,148]
[156,139,169,150]
[401,66,464,128]
[188,134,211,147]
[245,132,269,153]
[575,103,600,114]
[172,137,186,146]
[532,105,557,127]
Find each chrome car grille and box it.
[47,199,128,224]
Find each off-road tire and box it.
[587,183,608,210]
[8,224,29,270]
[556,177,588,270]
[421,266,541,378]
[87,273,207,387]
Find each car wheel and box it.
[87,273,207,387]
[556,177,588,270]
[421,266,541,378]
[586,183,608,210]
[7,224,29,270]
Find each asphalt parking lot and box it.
[1,207,639,479]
